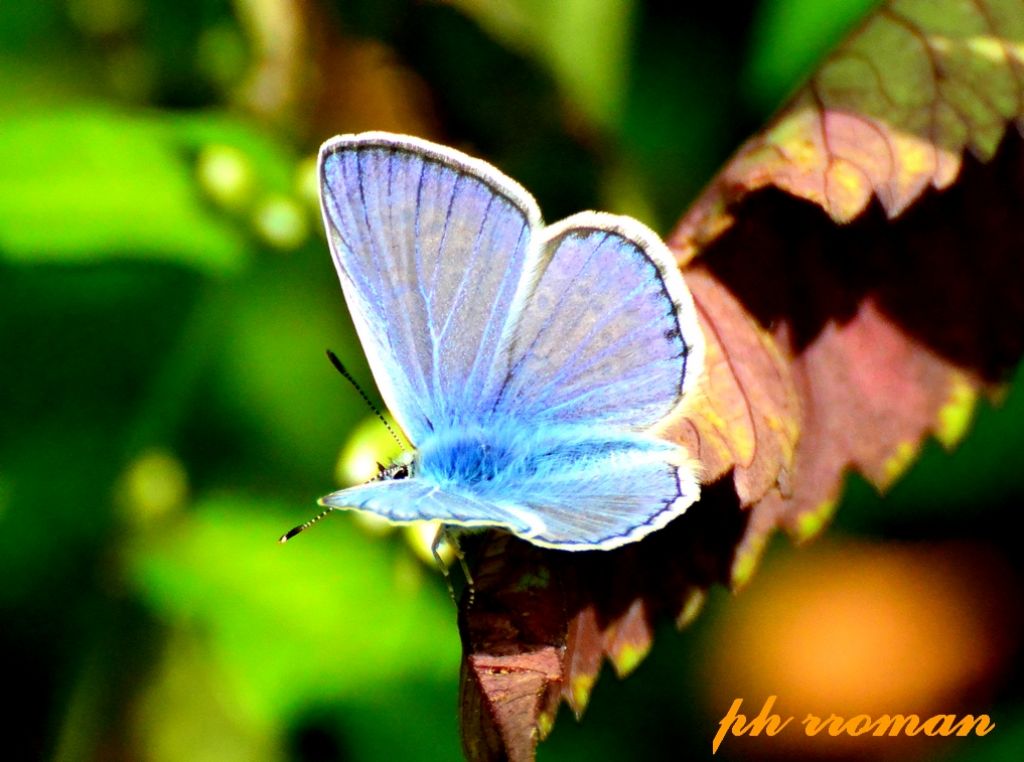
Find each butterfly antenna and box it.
[325,349,406,453]
[279,506,337,543]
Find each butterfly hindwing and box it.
[321,430,695,550]
[495,212,703,431]
[319,478,536,537]
[515,435,697,549]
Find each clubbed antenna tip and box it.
[278,506,335,543]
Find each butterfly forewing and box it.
[319,134,541,443]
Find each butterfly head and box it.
[373,450,416,482]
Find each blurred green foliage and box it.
[2,1,1021,760]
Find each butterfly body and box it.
[315,132,705,550]
[418,421,675,496]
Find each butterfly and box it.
[299,132,705,551]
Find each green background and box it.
[2,1,1020,760]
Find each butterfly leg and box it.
[431,523,458,604]
[430,524,476,607]
[444,526,475,607]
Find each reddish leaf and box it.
[675,0,1024,233]
[459,481,749,761]
[458,1,1024,758]
[675,271,799,504]
[671,0,1024,547]
[679,139,1024,556]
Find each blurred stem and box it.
[50,592,163,761]
[123,279,229,456]
[51,651,104,762]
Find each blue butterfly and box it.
[310,132,704,550]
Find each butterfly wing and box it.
[515,436,699,550]
[480,214,705,546]
[319,478,538,537]
[319,133,542,444]
[494,212,704,431]
[321,432,697,550]
[319,133,706,549]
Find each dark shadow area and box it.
[702,130,1024,381]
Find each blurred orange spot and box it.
[705,540,1018,759]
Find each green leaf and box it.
[449,0,634,129]
[0,108,256,273]
[744,0,881,112]
[126,496,460,724]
